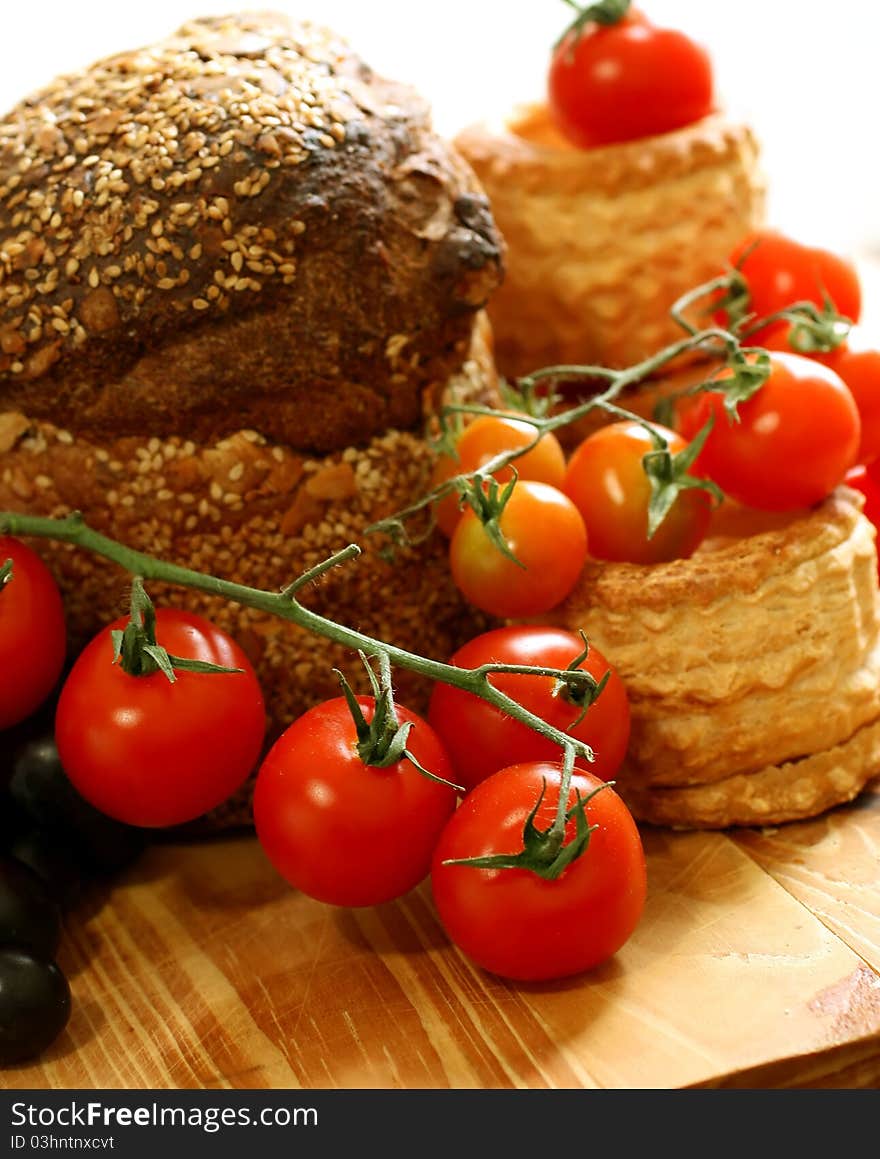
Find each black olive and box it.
[5,828,85,912]
[0,948,71,1065]
[0,853,61,960]
[9,736,149,875]
[0,698,59,787]
[0,795,28,848]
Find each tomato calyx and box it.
[718,247,856,353]
[754,301,851,357]
[112,577,244,682]
[498,375,560,420]
[712,268,753,334]
[0,557,13,590]
[637,421,722,538]
[336,653,464,791]
[457,473,526,567]
[550,632,610,725]
[442,747,607,880]
[556,0,631,50]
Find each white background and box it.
[2,1,879,290]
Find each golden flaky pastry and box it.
[455,105,766,378]
[551,488,880,829]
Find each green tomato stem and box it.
[0,510,597,765]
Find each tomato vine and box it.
[0,269,861,871]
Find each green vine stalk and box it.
[0,274,849,863]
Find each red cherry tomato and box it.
[449,480,588,618]
[431,761,647,982]
[548,9,714,148]
[562,420,712,563]
[428,625,630,793]
[813,330,880,466]
[724,229,862,342]
[253,696,457,907]
[55,610,266,827]
[0,537,66,731]
[846,463,880,581]
[684,352,860,511]
[846,465,880,582]
[432,414,567,538]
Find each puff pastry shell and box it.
[552,488,880,828]
[455,105,766,377]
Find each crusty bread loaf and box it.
[0,11,503,449]
[455,103,765,378]
[551,488,880,828]
[0,12,506,829]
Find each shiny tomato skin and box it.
[685,352,860,511]
[428,626,630,793]
[846,465,880,584]
[253,697,457,907]
[563,421,712,563]
[431,762,647,982]
[432,415,567,538]
[55,610,266,828]
[813,331,880,466]
[449,480,588,618]
[846,464,880,529]
[0,538,66,732]
[726,230,862,342]
[548,12,713,148]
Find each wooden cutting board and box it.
[3,773,879,1091]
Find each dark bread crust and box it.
[0,11,504,451]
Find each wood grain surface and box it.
[3,775,879,1091]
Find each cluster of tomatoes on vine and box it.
[0,527,646,1070]
[430,225,879,626]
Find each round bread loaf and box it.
[455,103,765,378]
[0,12,506,828]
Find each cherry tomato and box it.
[431,761,647,982]
[253,696,457,907]
[432,414,567,538]
[724,229,862,342]
[562,420,712,563]
[428,626,630,793]
[0,948,71,1065]
[547,8,714,148]
[813,330,880,466]
[683,352,860,512]
[0,537,66,732]
[846,465,880,579]
[55,610,266,828]
[449,480,588,618]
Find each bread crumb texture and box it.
[0,12,506,831]
[0,375,499,833]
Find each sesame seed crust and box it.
[0,315,499,830]
[0,11,504,451]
